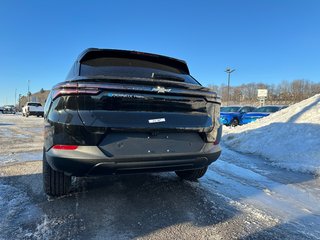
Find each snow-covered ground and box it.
[223,94,320,176]
[0,114,43,165]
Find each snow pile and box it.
[223,94,320,175]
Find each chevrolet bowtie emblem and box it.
[152,86,171,93]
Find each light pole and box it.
[27,80,30,102]
[225,67,235,106]
[18,94,22,111]
[15,88,17,107]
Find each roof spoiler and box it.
[77,48,190,75]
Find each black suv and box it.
[43,49,222,196]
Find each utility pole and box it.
[18,94,22,111]
[15,88,17,107]
[225,67,235,106]
[28,80,30,102]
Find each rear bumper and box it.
[2,111,16,114]
[45,145,221,176]
[28,111,44,116]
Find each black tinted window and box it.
[82,58,181,73]
[80,58,200,85]
[28,103,42,107]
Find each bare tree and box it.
[208,79,319,106]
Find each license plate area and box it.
[99,132,204,157]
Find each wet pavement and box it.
[0,114,319,239]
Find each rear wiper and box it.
[151,73,185,82]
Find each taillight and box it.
[52,83,100,100]
[52,145,78,150]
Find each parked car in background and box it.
[22,102,44,117]
[220,106,256,126]
[240,105,287,124]
[2,105,16,114]
[43,48,222,196]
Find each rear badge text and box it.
[148,118,166,123]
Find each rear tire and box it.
[175,167,208,181]
[231,118,239,127]
[43,151,71,196]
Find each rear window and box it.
[82,57,182,73]
[80,57,200,85]
[28,103,42,107]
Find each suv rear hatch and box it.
[52,49,221,156]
